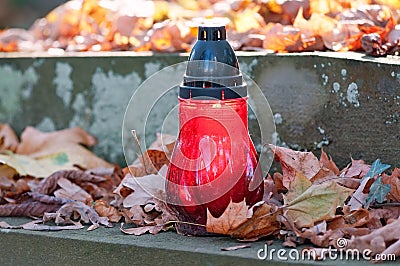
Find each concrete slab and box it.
[0,217,392,266]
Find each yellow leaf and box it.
[283,171,312,203]
[284,181,354,228]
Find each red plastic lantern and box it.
[166,25,263,235]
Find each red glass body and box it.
[166,96,264,235]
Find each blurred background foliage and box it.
[0,0,67,29]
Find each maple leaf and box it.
[206,199,248,235]
[270,145,321,189]
[284,181,353,228]
[366,177,391,205]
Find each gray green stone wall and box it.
[0,52,399,168]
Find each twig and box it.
[131,130,149,175]
[369,202,400,208]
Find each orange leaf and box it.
[0,123,19,153]
[206,199,248,235]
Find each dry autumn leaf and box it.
[0,123,19,153]
[284,180,353,228]
[231,202,280,241]
[17,127,112,171]
[270,145,321,189]
[93,200,121,223]
[206,199,248,235]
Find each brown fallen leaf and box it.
[16,127,112,170]
[206,199,248,235]
[93,199,121,223]
[54,177,92,203]
[231,202,281,241]
[0,123,19,153]
[382,168,400,202]
[46,201,110,226]
[120,223,163,236]
[341,158,370,178]
[319,149,340,175]
[21,220,84,231]
[0,201,61,217]
[33,170,106,195]
[221,244,251,251]
[270,145,321,189]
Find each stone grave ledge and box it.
[0,217,395,266]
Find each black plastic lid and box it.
[179,25,246,100]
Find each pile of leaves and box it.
[1,123,400,260]
[0,0,399,56]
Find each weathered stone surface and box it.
[0,52,399,168]
[0,217,387,266]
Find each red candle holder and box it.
[166,25,264,235]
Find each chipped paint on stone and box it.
[274,113,283,125]
[89,68,142,162]
[36,117,56,132]
[239,58,258,77]
[315,139,330,149]
[69,93,91,128]
[346,82,360,107]
[317,126,325,135]
[144,62,161,78]
[332,82,340,93]
[341,69,347,76]
[53,62,73,107]
[0,65,38,121]
[321,73,329,86]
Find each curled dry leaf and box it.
[16,127,112,172]
[54,177,92,203]
[46,201,110,227]
[0,123,19,153]
[0,202,61,217]
[120,223,163,236]
[270,145,321,189]
[231,202,281,241]
[93,200,121,223]
[33,170,106,195]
